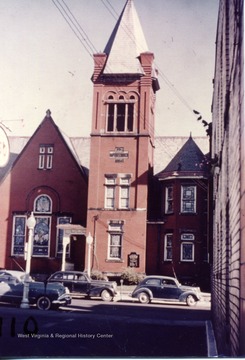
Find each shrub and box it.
[90,270,108,281]
[121,267,144,285]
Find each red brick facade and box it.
[86,50,157,276]
[0,113,88,276]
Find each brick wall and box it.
[211,0,244,356]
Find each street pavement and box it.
[0,290,217,357]
[113,286,217,357]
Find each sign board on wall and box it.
[128,252,140,268]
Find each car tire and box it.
[138,292,150,304]
[186,294,197,306]
[101,289,113,302]
[36,296,52,310]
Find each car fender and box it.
[132,287,153,300]
[88,286,114,297]
[179,291,200,302]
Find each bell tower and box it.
[86,0,159,277]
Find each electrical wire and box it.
[52,0,94,58]
[59,0,97,54]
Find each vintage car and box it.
[48,271,118,301]
[131,275,201,306]
[0,270,71,310]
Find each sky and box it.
[0,0,219,139]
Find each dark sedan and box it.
[0,270,71,310]
[48,271,118,301]
[131,275,201,306]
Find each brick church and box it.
[0,0,210,288]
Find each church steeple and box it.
[87,0,159,278]
[103,0,148,75]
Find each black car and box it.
[48,271,118,301]
[131,275,201,306]
[0,270,71,310]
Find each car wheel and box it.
[186,294,197,306]
[101,289,113,302]
[36,296,52,310]
[138,292,150,304]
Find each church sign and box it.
[109,147,129,163]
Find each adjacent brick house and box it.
[0,111,88,276]
[211,0,244,356]
[147,136,210,290]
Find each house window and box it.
[105,176,116,209]
[165,186,173,213]
[119,177,130,209]
[181,185,196,213]
[56,217,72,257]
[106,94,135,133]
[108,221,124,260]
[181,242,194,262]
[164,234,173,261]
[105,174,131,209]
[38,145,54,169]
[12,216,27,256]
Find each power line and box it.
[51,0,94,58]
[59,0,97,54]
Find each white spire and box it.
[103,0,149,74]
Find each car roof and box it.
[144,276,177,281]
[0,270,25,280]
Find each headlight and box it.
[65,287,70,294]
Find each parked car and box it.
[131,275,201,306]
[48,271,118,301]
[0,270,71,310]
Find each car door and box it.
[72,274,89,295]
[61,273,76,292]
[144,278,162,298]
[159,279,181,300]
[51,272,74,292]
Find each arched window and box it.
[106,92,137,133]
[32,195,52,257]
[34,195,52,213]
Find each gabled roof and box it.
[103,0,148,74]
[156,135,209,179]
[0,111,88,184]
